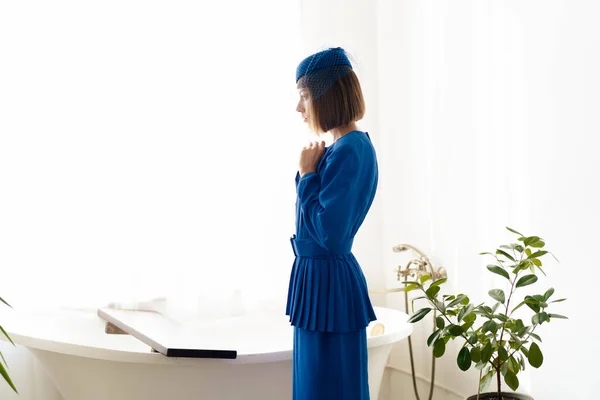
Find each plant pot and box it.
[466,393,534,400]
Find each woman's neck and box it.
[329,122,359,142]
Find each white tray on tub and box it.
[97,307,237,359]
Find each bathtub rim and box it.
[1,306,412,365]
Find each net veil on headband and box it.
[295,47,354,100]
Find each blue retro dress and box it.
[286,130,378,400]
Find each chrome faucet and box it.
[392,244,447,282]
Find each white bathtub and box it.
[1,306,411,400]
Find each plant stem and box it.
[495,253,520,395]
[497,364,501,400]
[477,369,482,400]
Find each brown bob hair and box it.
[302,69,366,134]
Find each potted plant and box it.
[403,227,567,400]
[0,296,17,393]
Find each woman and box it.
[286,47,378,400]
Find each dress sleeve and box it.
[296,144,360,251]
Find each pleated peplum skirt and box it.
[286,239,376,400]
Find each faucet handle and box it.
[434,266,447,280]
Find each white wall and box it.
[376,0,598,399]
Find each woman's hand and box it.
[299,141,326,177]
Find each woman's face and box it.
[296,86,310,124]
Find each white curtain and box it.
[0,1,306,397]
[376,1,596,399]
[0,0,306,313]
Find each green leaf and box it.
[493,313,509,322]
[447,295,467,308]
[529,250,548,259]
[488,289,505,304]
[523,236,542,247]
[433,338,446,357]
[514,319,525,331]
[0,297,11,308]
[496,249,516,261]
[501,358,509,375]
[0,356,17,393]
[471,347,482,363]
[447,324,464,336]
[475,360,488,371]
[508,331,523,347]
[463,312,477,324]
[479,369,494,392]
[516,274,538,288]
[0,351,7,371]
[524,296,541,313]
[458,304,474,322]
[511,300,526,313]
[482,320,498,333]
[0,327,14,346]
[519,355,526,371]
[530,240,545,248]
[504,370,520,391]
[528,342,544,368]
[430,278,447,287]
[487,265,510,280]
[420,274,432,284]
[498,346,509,361]
[426,285,441,298]
[457,347,472,371]
[506,227,524,236]
[408,308,432,323]
[508,356,520,373]
[475,305,494,318]
[468,333,478,345]
[404,283,417,293]
[513,260,531,274]
[532,258,542,267]
[530,333,542,342]
[427,329,442,347]
[544,288,555,300]
[549,313,568,319]
[461,319,474,333]
[532,312,549,325]
[435,316,445,329]
[433,299,446,313]
[481,342,493,363]
[551,298,567,303]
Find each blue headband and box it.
[295,47,353,83]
